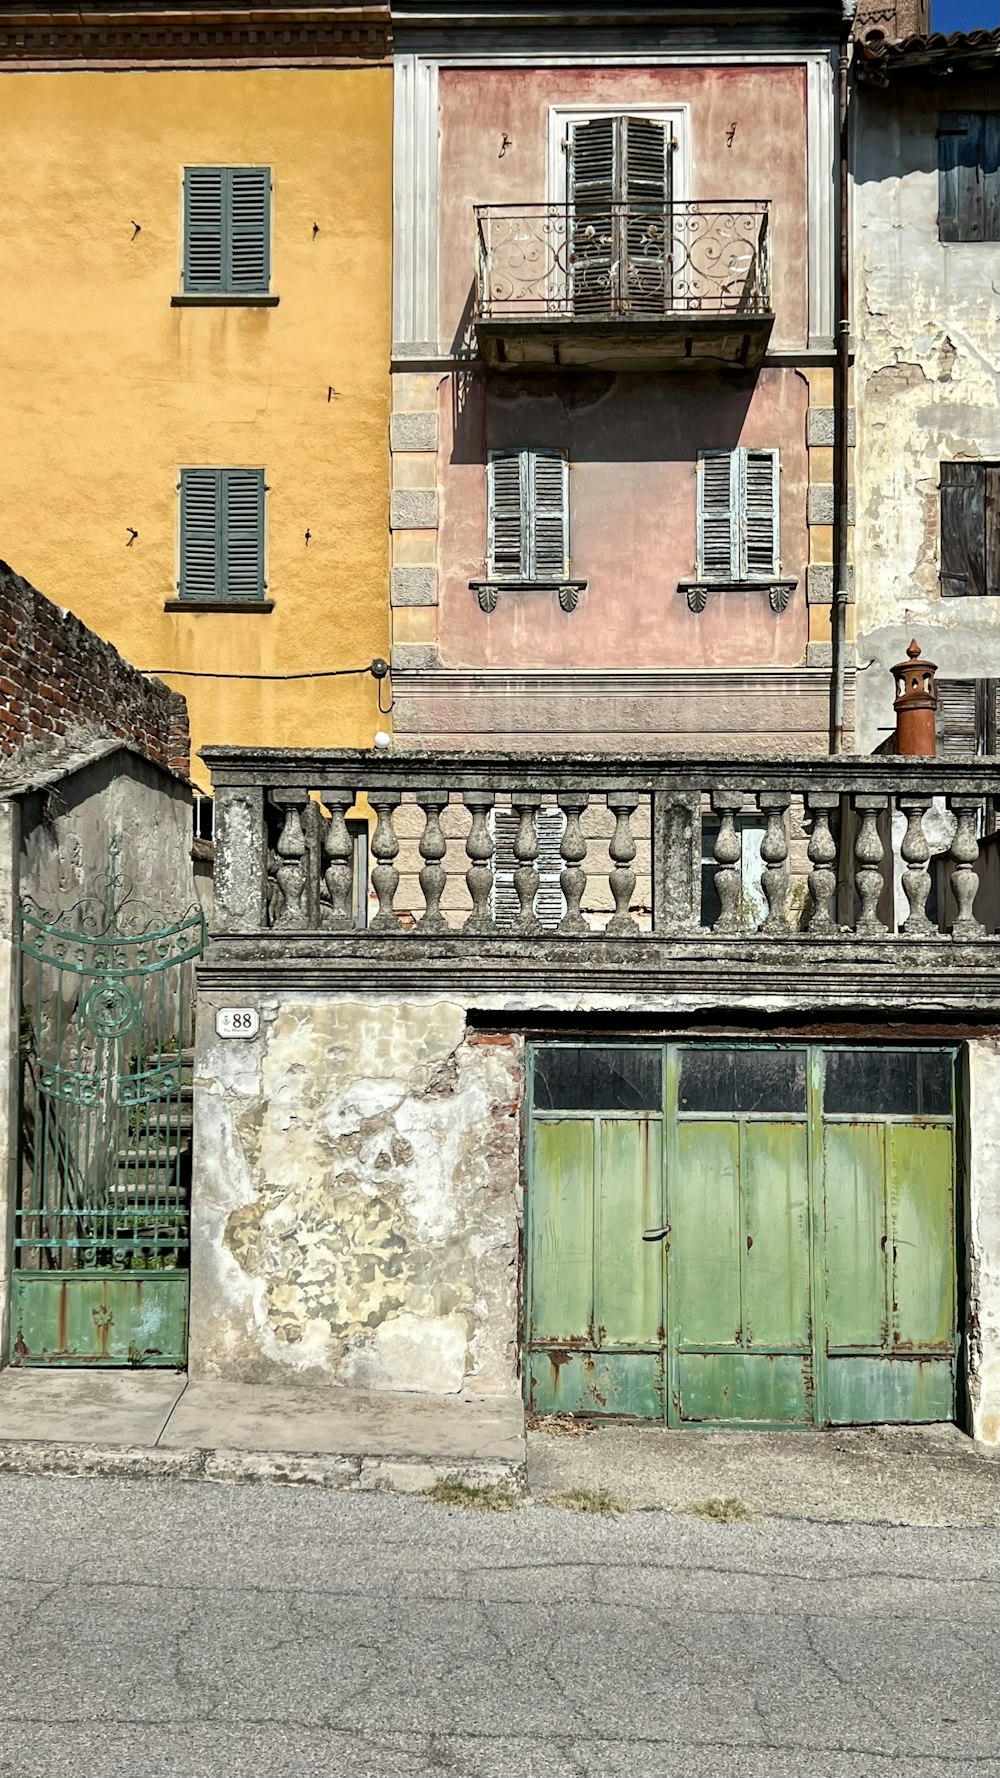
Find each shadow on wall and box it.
[450,368,760,467]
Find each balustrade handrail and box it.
[204,749,1000,947]
[203,748,1000,796]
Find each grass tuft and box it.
[425,1477,519,1512]
[547,1487,630,1516]
[681,1495,756,1523]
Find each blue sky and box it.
[931,0,999,30]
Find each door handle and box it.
[642,1225,670,1243]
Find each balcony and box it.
[203,749,1000,1019]
[474,201,773,372]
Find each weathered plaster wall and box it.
[17,750,196,930]
[966,1036,1000,1446]
[0,800,19,1364]
[436,369,809,671]
[853,80,1000,751]
[438,63,809,355]
[0,68,392,787]
[190,997,522,1394]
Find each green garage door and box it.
[526,1043,957,1428]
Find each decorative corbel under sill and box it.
[678,578,798,615]
[470,578,588,614]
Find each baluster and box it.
[711,792,744,935]
[557,793,589,935]
[369,791,402,932]
[949,796,985,939]
[321,787,356,932]
[805,791,840,935]
[899,795,935,937]
[463,790,496,934]
[512,793,542,935]
[606,793,640,938]
[759,792,791,936]
[270,789,310,931]
[853,795,887,937]
[416,790,449,933]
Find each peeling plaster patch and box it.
[191,995,523,1393]
[867,360,927,398]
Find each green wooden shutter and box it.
[184,168,225,291]
[222,469,266,599]
[488,451,526,578]
[698,451,737,580]
[227,168,270,292]
[529,451,569,579]
[940,461,986,597]
[741,449,779,579]
[621,116,670,314]
[569,118,617,314]
[179,469,222,598]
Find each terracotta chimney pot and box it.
[893,638,938,757]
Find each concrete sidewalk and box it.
[0,1370,996,1523]
[0,1369,527,1492]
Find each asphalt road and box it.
[0,1473,997,1778]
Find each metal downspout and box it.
[830,1,857,755]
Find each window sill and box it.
[470,578,588,614]
[164,599,274,613]
[678,577,797,614]
[171,293,280,307]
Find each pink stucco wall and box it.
[439,63,809,354]
[437,367,809,671]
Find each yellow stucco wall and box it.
[0,69,392,789]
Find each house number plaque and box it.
[216,1007,260,1039]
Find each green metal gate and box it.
[526,1043,958,1428]
[12,856,204,1367]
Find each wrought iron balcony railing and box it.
[474,201,772,323]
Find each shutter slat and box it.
[698,451,736,580]
[622,117,669,315]
[936,679,980,757]
[489,452,525,578]
[228,167,270,293]
[742,449,779,579]
[530,451,569,579]
[223,470,265,599]
[941,461,986,598]
[488,809,565,928]
[180,469,221,599]
[184,167,225,291]
[569,118,617,315]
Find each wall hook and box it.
[125,527,138,547]
[499,134,511,158]
[312,222,320,238]
[304,529,311,547]
[726,123,738,148]
[130,221,141,239]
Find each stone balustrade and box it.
[203,750,1000,953]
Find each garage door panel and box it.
[889,1124,955,1350]
[678,1352,812,1425]
[743,1121,811,1348]
[673,1122,741,1346]
[827,1354,955,1425]
[824,1122,887,1350]
[528,1349,663,1419]
[530,1120,594,1344]
[598,1120,664,1346]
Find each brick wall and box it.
[856,0,930,39]
[0,561,189,777]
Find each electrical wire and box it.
[139,664,381,681]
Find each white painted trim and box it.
[807,50,837,349]
[546,103,691,208]
[393,51,439,354]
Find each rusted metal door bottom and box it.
[10,1271,188,1367]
